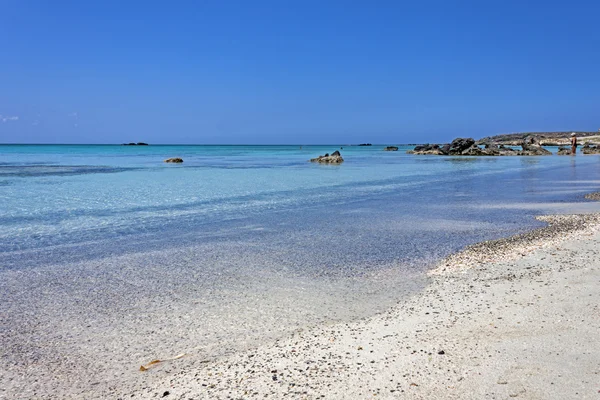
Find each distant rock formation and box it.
[164,158,183,163]
[519,136,552,155]
[122,142,149,146]
[406,144,445,155]
[477,131,600,146]
[448,137,475,154]
[310,150,344,164]
[358,143,372,146]
[407,137,551,156]
[384,146,399,151]
[557,146,572,155]
[582,143,600,154]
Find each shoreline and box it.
[3,199,600,398]
[113,211,600,399]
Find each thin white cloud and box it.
[0,115,19,122]
[68,112,78,118]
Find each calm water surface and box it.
[1,144,600,386]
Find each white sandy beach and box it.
[2,213,600,399]
[94,213,599,400]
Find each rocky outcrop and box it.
[460,145,497,156]
[447,138,475,154]
[407,137,548,156]
[310,150,344,164]
[358,143,372,146]
[122,142,149,146]
[406,144,445,155]
[519,136,551,155]
[384,146,399,151]
[582,143,600,154]
[477,131,600,146]
[164,158,183,163]
[557,146,572,155]
[497,145,518,155]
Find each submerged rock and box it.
[310,151,344,164]
[164,158,184,163]
[384,146,399,151]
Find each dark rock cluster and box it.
[408,136,551,156]
[383,146,399,151]
[582,143,600,154]
[310,150,344,164]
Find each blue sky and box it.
[1,0,599,144]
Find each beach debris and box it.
[164,158,184,163]
[139,353,186,371]
[437,350,445,355]
[162,391,170,397]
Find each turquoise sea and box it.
[1,144,600,393]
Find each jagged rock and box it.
[406,144,445,155]
[384,146,399,151]
[498,145,518,156]
[358,143,372,146]
[582,143,600,154]
[164,158,184,163]
[310,151,344,164]
[557,146,572,155]
[461,145,498,156]
[448,138,475,155]
[519,136,551,155]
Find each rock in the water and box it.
[448,138,475,155]
[310,151,344,164]
[358,143,372,146]
[461,145,498,156]
[164,158,184,163]
[557,146,572,155]
[519,136,551,155]
[407,144,446,155]
[582,143,600,154]
[384,146,399,151]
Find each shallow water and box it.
[1,144,600,393]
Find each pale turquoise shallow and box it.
[2,143,600,363]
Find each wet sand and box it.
[3,211,600,399]
[92,212,600,399]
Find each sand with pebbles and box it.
[103,212,600,400]
[3,212,600,399]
